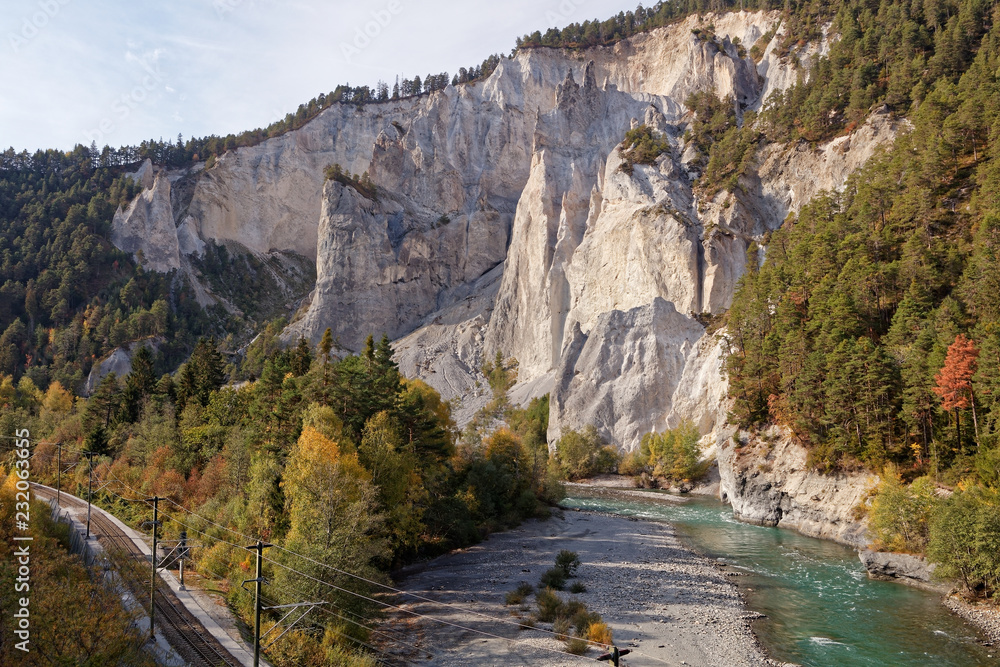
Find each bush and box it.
[555,550,581,577]
[505,582,534,605]
[540,566,567,590]
[642,420,708,483]
[587,620,613,645]
[570,608,599,635]
[563,598,586,620]
[869,466,938,553]
[569,581,587,594]
[555,426,620,480]
[553,616,572,639]
[619,124,670,175]
[536,588,564,622]
[565,637,590,654]
[928,485,1000,597]
[324,163,377,200]
[618,448,650,476]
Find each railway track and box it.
[33,484,243,667]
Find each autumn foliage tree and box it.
[934,334,980,450]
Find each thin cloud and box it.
[0,0,638,151]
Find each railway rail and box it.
[32,484,243,667]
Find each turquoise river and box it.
[561,490,996,666]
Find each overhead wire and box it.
[261,575,447,663]
[111,495,595,664]
[137,477,617,652]
[102,484,445,663]
[38,447,674,665]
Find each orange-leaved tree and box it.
[934,334,980,450]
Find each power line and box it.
[116,497,440,664]
[255,553,597,664]
[277,599,436,663]
[146,481,616,652]
[120,498,594,664]
[262,577,446,663]
[89,472,674,665]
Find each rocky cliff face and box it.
[112,168,181,273]
[717,428,877,547]
[110,11,898,478]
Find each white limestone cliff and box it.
[102,9,911,544]
[110,10,898,458]
[111,170,181,273]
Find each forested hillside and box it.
[5,0,1000,662]
[1,328,556,665]
[0,148,219,395]
[724,0,1000,595]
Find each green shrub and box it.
[555,550,581,577]
[642,420,708,483]
[618,448,650,476]
[505,582,534,605]
[572,608,600,636]
[536,588,564,622]
[563,599,586,618]
[928,485,1000,597]
[554,426,620,480]
[324,163,377,200]
[553,617,572,639]
[565,637,590,655]
[569,581,587,594]
[619,124,670,174]
[540,567,567,590]
[869,466,938,553]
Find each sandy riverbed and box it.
[382,507,782,666]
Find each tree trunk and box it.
[970,390,980,448]
[922,416,929,461]
[955,407,962,454]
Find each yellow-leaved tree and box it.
[273,426,387,653]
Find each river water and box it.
[561,490,996,666]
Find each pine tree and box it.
[189,338,225,406]
[291,337,312,376]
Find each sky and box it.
[0,0,639,152]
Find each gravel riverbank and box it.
[944,597,1000,645]
[383,508,784,666]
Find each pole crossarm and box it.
[244,541,273,667]
[146,496,164,641]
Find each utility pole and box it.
[55,443,61,508]
[178,530,187,590]
[147,496,163,642]
[596,647,631,666]
[83,451,95,539]
[244,541,272,667]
